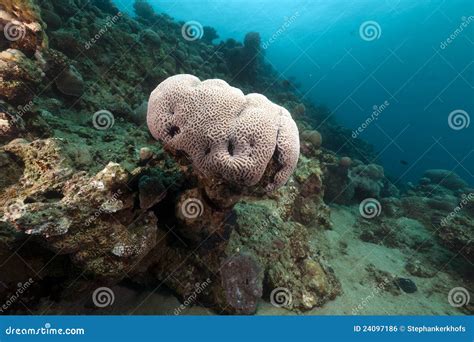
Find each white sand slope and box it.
[257,205,469,315]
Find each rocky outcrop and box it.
[1,139,160,279]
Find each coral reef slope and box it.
[0,0,472,316]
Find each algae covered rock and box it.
[350,163,385,199]
[405,259,436,278]
[323,158,398,204]
[0,49,44,104]
[225,32,262,82]
[0,0,47,56]
[202,26,219,44]
[323,160,354,204]
[220,253,263,314]
[55,65,84,97]
[292,156,331,227]
[438,216,474,264]
[0,139,160,279]
[0,103,26,142]
[301,129,322,148]
[423,169,468,191]
[225,201,340,311]
[130,166,338,314]
[394,173,474,266]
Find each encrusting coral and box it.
[147,74,300,191]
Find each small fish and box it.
[400,160,408,165]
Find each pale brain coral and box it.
[147,74,300,190]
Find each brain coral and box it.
[147,74,299,190]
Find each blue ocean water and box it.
[117,0,474,186]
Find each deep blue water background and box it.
[116,0,474,186]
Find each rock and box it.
[419,177,431,185]
[48,30,82,57]
[55,65,84,97]
[90,0,120,15]
[303,259,330,297]
[220,253,263,314]
[173,49,186,65]
[301,130,322,148]
[138,175,166,210]
[202,26,218,44]
[1,140,157,279]
[173,187,232,244]
[350,163,385,199]
[141,29,161,45]
[132,101,148,125]
[41,9,62,31]
[66,144,93,168]
[380,197,403,217]
[359,222,401,248]
[381,180,400,198]
[139,147,153,161]
[394,278,417,293]
[95,162,129,189]
[229,201,340,311]
[365,264,400,296]
[133,0,157,22]
[0,107,22,142]
[405,260,435,278]
[225,32,262,82]
[135,182,339,315]
[0,150,23,190]
[427,196,457,212]
[423,169,468,191]
[293,103,306,116]
[323,161,354,205]
[399,181,473,265]
[292,157,331,227]
[0,49,43,104]
[339,156,352,168]
[437,218,474,264]
[0,1,47,57]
